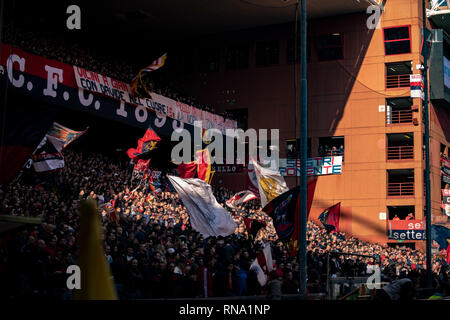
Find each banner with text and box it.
[0,43,236,135]
[387,220,425,240]
[73,66,237,134]
[279,156,343,177]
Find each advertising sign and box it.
[387,220,425,240]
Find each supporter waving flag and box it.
[319,203,341,233]
[167,175,237,238]
[226,190,257,209]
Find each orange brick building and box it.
[167,0,450,248]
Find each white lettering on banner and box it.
[73,66,237,134]
[7,54,25,88]
[78,88,93,106]
[154,113,166,128]
[135,105,147,123]
[44,65,63,97]
[278,157,343,177]
[116,100,127,117]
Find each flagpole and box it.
[298,0,308,297]
[421,0,432,289]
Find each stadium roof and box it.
[90,0,380,38]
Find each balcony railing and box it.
[387,182,414,196]
[387,146,414,160]
[386,110,413,125]
[386,74,410,89]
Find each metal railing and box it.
[319,150,344,162]
[387,182,414,196]
[386,110,413,124]
[386,74,411,88]
[387,146,414,160]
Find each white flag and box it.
[168,175,238,238]
[226,190,257,209]
[32,135,65,172]
[249,242,273,286]
[251,158,289,207]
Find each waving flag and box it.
[130,53,167,98]
[0,97,54,185]
[251,158,289,207]
[226,190,257,209]
[177,149,212,183]
[32,135,65,172]
[168,175,238,238]
[319,203,341,233]
[47,122,88,148]
[431,225,450,250]
[126,128,161,160]
[249,243,273,286]
[243,217,266,240]
[263,178,317,256]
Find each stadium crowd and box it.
[0,149,449,300]
[3,24,234,119]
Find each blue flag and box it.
[431,225,450,250]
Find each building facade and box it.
[168,0,450,248]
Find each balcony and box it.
[387,146,414,160]
[386,133,414,161]
[386,74,410,89]
[387,169,415,197]
[386,62,412,89]
[387,182,414,196]
[386,98,415,126]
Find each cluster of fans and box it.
[0,149,449,300]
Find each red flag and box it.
[126,129,160,160]
[319,202,341,233]
[176,149,211,182]
[196,149,211,182]
[243,217,266,240]
[177,162,197,179]
[263,177,317,256]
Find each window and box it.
[316,33,343,61]
[388,206,415,220]
[226,44,249,70]
[286,36,311,63]
[255,40,279,66]
[383,26,411,55]
[318,136,344,160]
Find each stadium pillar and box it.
[298,0,308,297]
[421,0,432,289]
